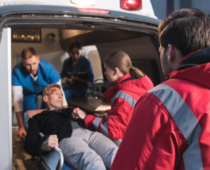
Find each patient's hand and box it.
[41,135,59,151]
[72,108,87,120]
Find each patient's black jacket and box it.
[24,108,84,156]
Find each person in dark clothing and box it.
[60,41,94,100]
[24,84,118,170]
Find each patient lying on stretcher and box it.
[24,84,118,170]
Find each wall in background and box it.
[12,29,68,74]
[151,0,210,21]
[150,0,167,20]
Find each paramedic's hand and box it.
[72,75,88,84]
[18,127,27,139]
[72,108,87,120]
[66,78,75,85]
[41,135,59,151]
[71,75,80,81]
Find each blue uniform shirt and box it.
[12,59,60,112]
[60,57,94,97]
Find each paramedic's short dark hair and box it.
[158,8,210,57]
[69,41,81,52]
[21,47,37,59]
[43,84,61,96]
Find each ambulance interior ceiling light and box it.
[121,0,142,10]
[71,0,96,6]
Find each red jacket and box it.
[85,73,154,143]
[111,48,210,170]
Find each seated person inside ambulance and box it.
[12,47,68,139]
[60,41,94,100]
[24,84,118,170]
[72,51,154,146]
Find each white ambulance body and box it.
[0,0,156,17]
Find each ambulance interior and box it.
[11,25,164,169]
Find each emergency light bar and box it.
[121,0,142,10]
[71,0,96,6]
[78,8,109,14]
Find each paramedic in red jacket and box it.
[111,8,210,170]
[72,50,154,146]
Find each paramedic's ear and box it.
[37,55,40,63]
[168,44,175,62]
[114,67,120,75]
[114,67,124,76]
[168,44,183,63]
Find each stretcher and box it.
[24,110,75,170]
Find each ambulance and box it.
[0,0,163,169]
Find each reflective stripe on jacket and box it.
[111,80,208,170]
[92,90,136,146]
[85,73,154,142]
[111,48,210,170]
[149,83,203,170]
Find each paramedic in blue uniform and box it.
[12,47,68,139]
[60,41,94,100]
